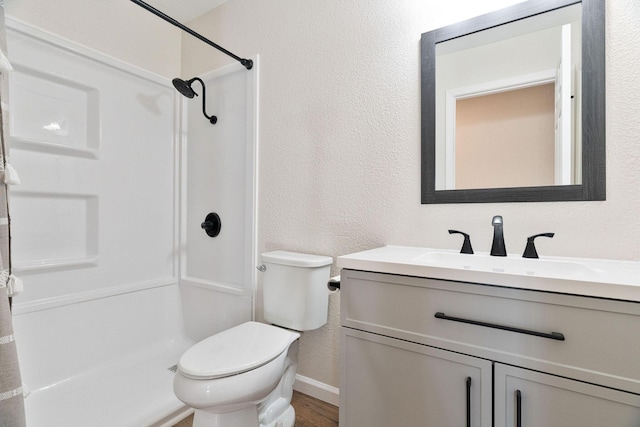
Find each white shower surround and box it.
[7,18,257,426]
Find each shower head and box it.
[172,78,197,98]
[172,76,218,125]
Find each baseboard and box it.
[293,374,339,407]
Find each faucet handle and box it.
[522,233,555,259]
[448,230,474,254]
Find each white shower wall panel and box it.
[7,22,177,305]
[182,67,255,294]
[177,63,257,343]
[6,19,192,427]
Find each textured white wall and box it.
[181,0,640,391]
[4,0,181,78]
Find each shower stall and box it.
[7,17,257,427]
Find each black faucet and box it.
[448,230,474,254]
[490,215,507,257]
[522,233,555,258]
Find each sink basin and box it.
[412,251,601,279]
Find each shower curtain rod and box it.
[129,0,253,70]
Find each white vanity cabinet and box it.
[339,268,640,427]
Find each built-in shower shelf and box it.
[10,136,100,159]
[12,255,99,273]
[9,64,101,157]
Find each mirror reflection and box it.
[435,4,582,191]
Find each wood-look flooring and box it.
[172,391,339,427]
[290,391,339,427]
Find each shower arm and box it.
[191,77,217,124]
[129,0,253,70]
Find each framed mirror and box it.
[421,0,605,203]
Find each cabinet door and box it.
[340,328,492,427]
[495,363,640,427]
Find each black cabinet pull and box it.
[516,390,522,427]
[466,377,472,427]
[435,312,565,341]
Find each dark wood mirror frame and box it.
[421,0,605,204]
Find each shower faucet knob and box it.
[201,212,222,237]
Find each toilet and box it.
[173,250,332,427]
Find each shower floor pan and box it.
[24,337,194,427]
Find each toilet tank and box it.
[261,251,332,331]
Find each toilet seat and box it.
[178,321,300,380]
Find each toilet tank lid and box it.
[261,250,332,267]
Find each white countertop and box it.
[337,246,640,302]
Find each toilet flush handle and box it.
[256,265,266,272]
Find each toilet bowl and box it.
[174,321,300,427]
[173,251,332,427]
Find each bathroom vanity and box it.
[337,246,640,427]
